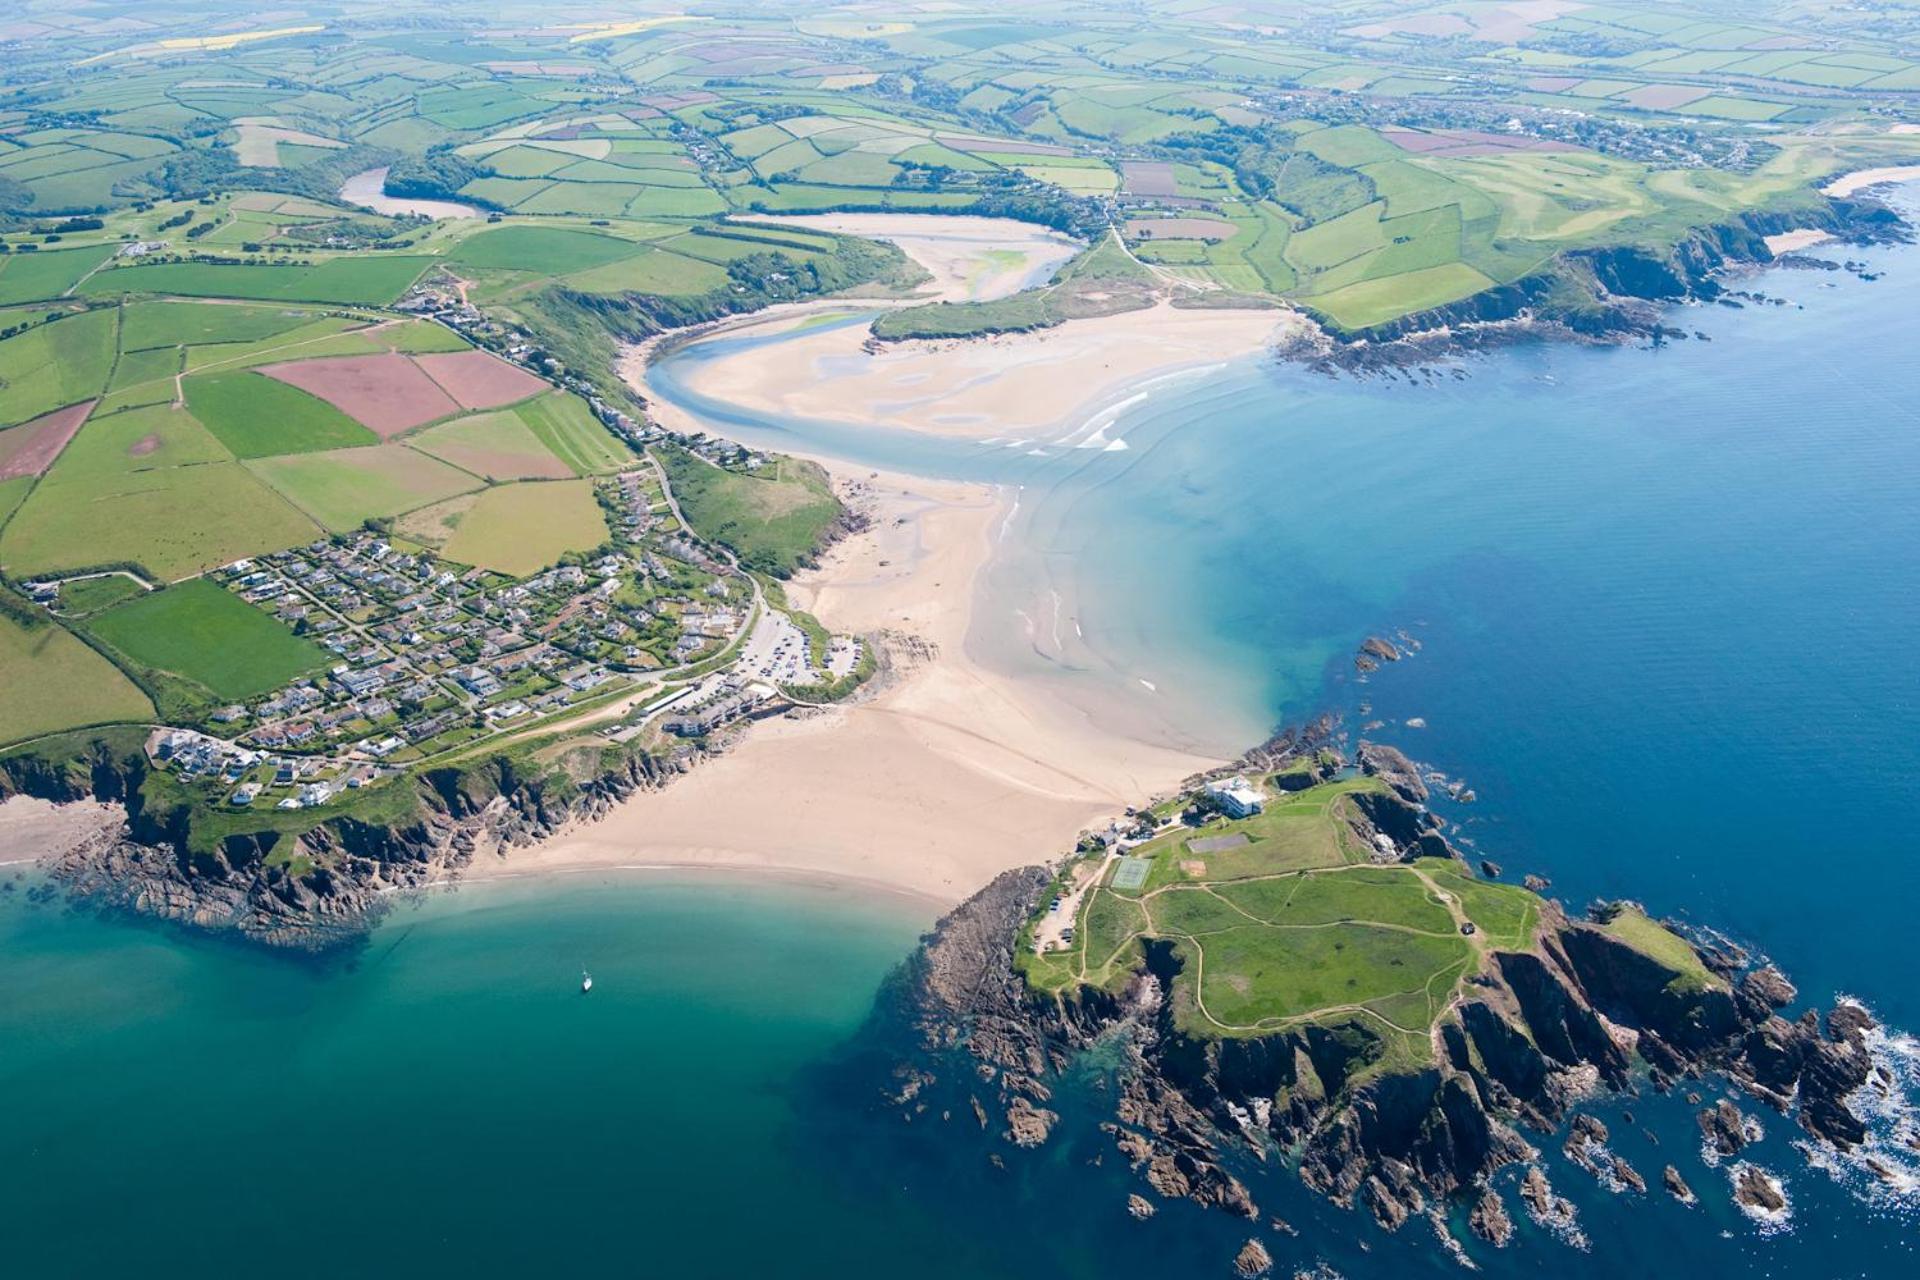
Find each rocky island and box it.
[897,724,1906,1260]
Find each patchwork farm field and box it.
[0,309,119,429]
[515,392,631,474]
[1,287,631,594]
[410,410,575,480]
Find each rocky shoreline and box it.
[1284,192,1912,374]
[896,723,1903,1261]
[0,731,702,953]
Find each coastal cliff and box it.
[0,731,691,952]
[899,733,1893,1249]
[1304,194,1911,363]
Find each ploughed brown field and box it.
[1120,160,1178,197]
[1126,217,1237,241]
[1622,84,1713,110]
[1381,126,1578,157]
[413,350,550,411]
[256,349,552,439]
[260,354,459,436]
[0,400,95,479]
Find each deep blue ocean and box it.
[5,198,1919,1275]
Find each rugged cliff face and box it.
[1321,195,1910,357]
[0,735,688,952]
[901,796,1886,1246]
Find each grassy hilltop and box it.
[1021,769,1710,1080]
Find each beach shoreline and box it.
[635,299,1298,445]
[1822,164,1920,198]
[464,463,1224,905]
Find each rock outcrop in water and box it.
[898,729,1891,1252]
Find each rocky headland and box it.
[1288,192,1912,372]
[895,723,1901,1261]
[0,730,697,952]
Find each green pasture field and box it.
[0,308,118,429]
[449,226,645,273]
[245,444,484,532]
[96,345,183,414]
[183,369,379,457]
[513,392,631,475]
[0,246,114,306]
[557,246,730,297]
[1309,263,1497,330]
[120,300,321,351]
[17,385,285,498]
[1,457,319,582]
[656,445,839,577]
[441,478,610,576]
[55,574,146,616]
[183,318,386,373]
[0,610,154,746]
[81,256,434,306]
[0,476,30,528]
[1194,921,1471,1031]
[1019,775,1555,1060]
[378,320,470,354]
[1414,859,1540,951]
[85,579,330,703]
[43,403,233,481]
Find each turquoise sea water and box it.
[6,198,1920,1274]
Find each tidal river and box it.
[5,195,1919,1275]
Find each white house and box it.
[1204,776,1265,819]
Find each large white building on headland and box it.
[1204,776,1266,819]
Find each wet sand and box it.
[646,300,1297,444]
[494,470,1221,902]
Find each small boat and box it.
[581,969,593,994]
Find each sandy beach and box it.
[1823,165,1920,198]
[637,300,1296,443]
[488,469,1221,902]
[0,796,122,865]
[536,213,1278,902]
[744,212,1082,303]
[1764,228,1834,254]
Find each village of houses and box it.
[142,470,861,817]
[25,275,864,816]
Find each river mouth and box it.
[337,166,480,219]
